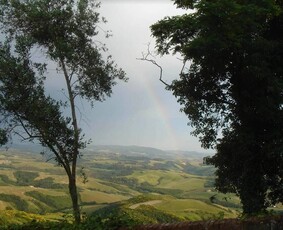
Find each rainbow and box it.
[142,79,180,150]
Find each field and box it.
[0,145,249,225]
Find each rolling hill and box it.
[0,144,247,227]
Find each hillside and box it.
[2,144,279,228]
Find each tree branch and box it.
[46,156,56,162]
[60,57,80,177]
[137,44,170,87]
[178,57,187,75]
[16,116,42,140]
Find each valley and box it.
[0,145,272,227]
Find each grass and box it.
[79,178,120,193]
[80,190,129,204]
[98,181,140,196]
[0,148,245,223]
[127,170,163,185]
[154,198,238,220]
[128,170,207,189]
[0,194,29,211]
[183,191,216,200]
[25,191,72,211]
[0,201,9,210]
[157,175,206,191]
[0,209,66,227]
[80,204,107,214]
[0,170,17,182]
[156,199,222,212]
[0,210,45,226]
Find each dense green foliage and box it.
[151,0,283,214]
[0,194,234,230]
[0,175,15,185]
[32,177,68,189]
[14,171,39,186]
[0,0,126,222]
[0,194,29,211]
[25,191,72,211]
[0,209,282,230]
[0,171,67,189]
[0,129,8,146]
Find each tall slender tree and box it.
[0,0,126,223]
[151,0,283,214]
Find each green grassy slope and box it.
[0,146,245,226]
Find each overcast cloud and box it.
[76,0,207,152]
[2,0,211,153]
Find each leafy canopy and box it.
[0,0,126,222]
[151,0,283,214]
[0,0,126,161]
[0,0,126,103]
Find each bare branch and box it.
[46,156,56,162]
[178,58,187,75]
[137,44,170,87]
[71,78,80,88]
[14,132,41,141]
[16,116,41,140]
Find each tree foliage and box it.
[0,0,126,222]
[151,0,283,214]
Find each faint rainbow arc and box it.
[142,81,179,150]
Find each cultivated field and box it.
[0,145,252,224]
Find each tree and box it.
[151,0,283,214]
[0,0,126,223]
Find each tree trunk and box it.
[68,174,81,223]
[61,58,81,223]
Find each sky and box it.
[17,0,210,153]
[69,0,208,152]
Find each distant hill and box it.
[6,143,211,160]
[87,145,172,159]
[168,150,213,160]
[3,143,45,154]
[87,145,212,160]
[0,144,248,227]
[1,143,282,229]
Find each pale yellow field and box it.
[128,170,206,191]
[0,185,67,197]
[154,199,238,219]
[79,178,120,193]
[157,177,206,191]
[80,190,129,204]
[0,200,10,210]
[0,170,17,181]
[127,170,162,185]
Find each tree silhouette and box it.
[151,0,283,214]
[0,0,126,222]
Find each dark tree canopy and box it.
[0,0,126,222]
[0,42,78,161]
[151,0,283,214]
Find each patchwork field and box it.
[0,145,252,223]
